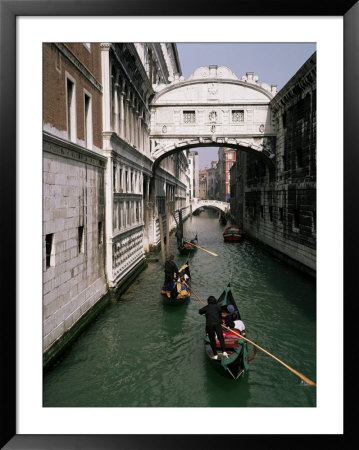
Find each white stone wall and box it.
[150,66,276,163]
[43,142,107,352]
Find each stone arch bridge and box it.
[145,64,278,251]
[150,65,277,169]
[192,199,230,213]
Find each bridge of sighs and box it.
[150,65,278,167]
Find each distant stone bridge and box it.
[192,199,230,213]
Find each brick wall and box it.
[43,43,103,149]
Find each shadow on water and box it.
[161,300,190,335]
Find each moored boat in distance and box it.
[204,283,256,379]
[223,225,243,242]
[161,261,191,305]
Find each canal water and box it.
[43,209,316,408]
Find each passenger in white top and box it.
[233,319,245,332]
[227,312,246,335]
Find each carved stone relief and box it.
[208,83,218,98]
[209,110,217,123]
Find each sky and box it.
[176,43,317,169]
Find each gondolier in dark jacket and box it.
[199,296,228,360]
[163,254,179,297]
[175,227,183,248]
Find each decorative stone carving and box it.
[259,124,265,133]
[210,124,216,133]
[216,66,237,79]
[262,137,276,159]
[162,125,167,133]
[208,83,218,97]
[209,111,217,123]
[201,68,209,78]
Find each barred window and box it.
[45,233,54,268]
[232,110,244,122]
[183,111,196,123]
[78,226,84,253]
[98,222,103,245]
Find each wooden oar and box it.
[221,325,316,387]
[181,282,206,305]
[183,240,218,257]
[183,283,316,386]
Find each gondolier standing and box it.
[163,254,179,298]
[175,226,183,248]
[199,296,228,360]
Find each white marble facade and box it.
[150,65,277,161]
[101,43,185,287]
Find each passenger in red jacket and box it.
[199,296,228,360]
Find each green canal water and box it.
[43,209,316,408]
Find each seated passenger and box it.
[224,305,237,326]
[227,312,246,335]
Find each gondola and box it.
[223,225,243,242]
[204,283,256,379]
[177,235,198,255]
[160,261,191,305]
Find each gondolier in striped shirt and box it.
[199,296,228,360]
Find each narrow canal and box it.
[43,209,316,408]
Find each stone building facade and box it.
[230,52,316,275]
[100,42,154,290]
[43,43,107,364]
[43,42,185,368]
[207,161,219,199]
[188,151,199,200]
[217,147,237,202]
[199,169,207,200]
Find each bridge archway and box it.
[192,199,229,214]
[151,140,276,172]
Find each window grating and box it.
[232,110,244,122]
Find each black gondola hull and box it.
[204,341,246,380]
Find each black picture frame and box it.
[1,0,357,448]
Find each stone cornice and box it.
[114,193,143,200]
[151,102,270,108]
[43,132,106,168]
[103,132,154,175]
[150,133,277,140]
[54,43,103,93]
[154,165,187,190]
[152,78,274,104]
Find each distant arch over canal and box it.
[192,199,229,213]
